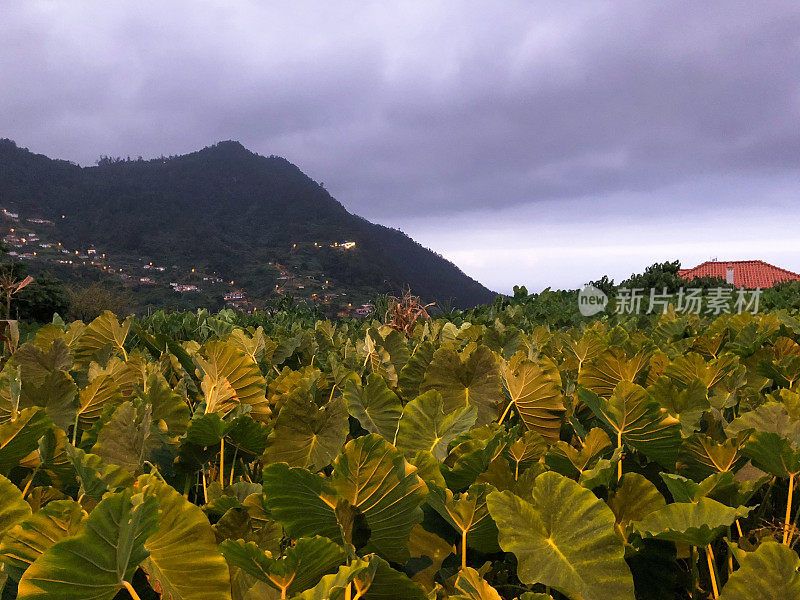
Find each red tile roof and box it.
[678,260,800,289]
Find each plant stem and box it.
[122,580,142,600]
[219,438,225,487]
[497,400,515,425]
[71,412,80,445]
[461,529,468,569]
[617,430,623,481]
[21,475,34,498]
[690,546,698,600]
[202,468,208,504]
[726,526,733,576]
[735,519,743,538]
[783,473,795,545]
[705,545,719,599]
[230,447,239,486]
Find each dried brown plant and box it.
[384,288,434,336]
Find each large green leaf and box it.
[579,382,681,468]
[664,353,738,391]
[633,497,750,547]
[0,408,52,475]
[196,340,270,421]
[141,372,190,438]
[90,356,143,400]
[290,559,374,600]
[73,311,131,368]
[261,463,340,542]
[648,376,709,436]
[65,445,134,499]
[0,362,22,424]
[742,431,800,477]
[358,554,426,600]
[487,471,635,600]
[427,483,500,554]
[13,340,71,387]
[17,490,159,600]
[608,473,666,532]
[442,425,507,491]
[76,374,124,429]
[368,327,410,377]
[578,349,649,398]
[343,374,402,442]
[0,473,31,540]
[545,427,613,477]
[677,433,749,481]
[34,427,76,488]
[501,358,565,443]
[398,341,435,401]
[265,395,348,470]
[200,373,240,417]
[727,401,800,440]
[220,536,345,597]
[718,541,800,599]
[92,400,156,475]
[362,332,397,387]
[135,474,232,600]
[505,430,547,479]
[0,500,85,578]
[20,370,77,431]
[452,567,502,600]
[330,434,428,563]
[395,390,477,460]
[420,345,503,425]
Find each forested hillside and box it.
[0,139,495,309]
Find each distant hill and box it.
[0,139,496,309]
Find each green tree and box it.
[14,271,71,322]
[67,283,130,322]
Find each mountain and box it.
[0,139,496,310]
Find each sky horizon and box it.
[3,2,799,293]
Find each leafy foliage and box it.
[0,306,797,599]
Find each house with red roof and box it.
[678,260,800,289]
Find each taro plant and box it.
[0,308,798,599]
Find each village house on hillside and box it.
[679,259,800,289]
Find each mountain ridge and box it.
[0,138,496,311]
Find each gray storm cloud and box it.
[2,1,799,290]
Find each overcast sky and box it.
[2,1,799,292]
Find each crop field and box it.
[0,302,799,600]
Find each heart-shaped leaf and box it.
[17,489,159,600]
[487,471,635,600]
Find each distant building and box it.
[355,303,374,317]
[331,241,357,249]
[224,290,245,301]
[679,260,800,289]
[139,277,155,284]
[173,284,199,292]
